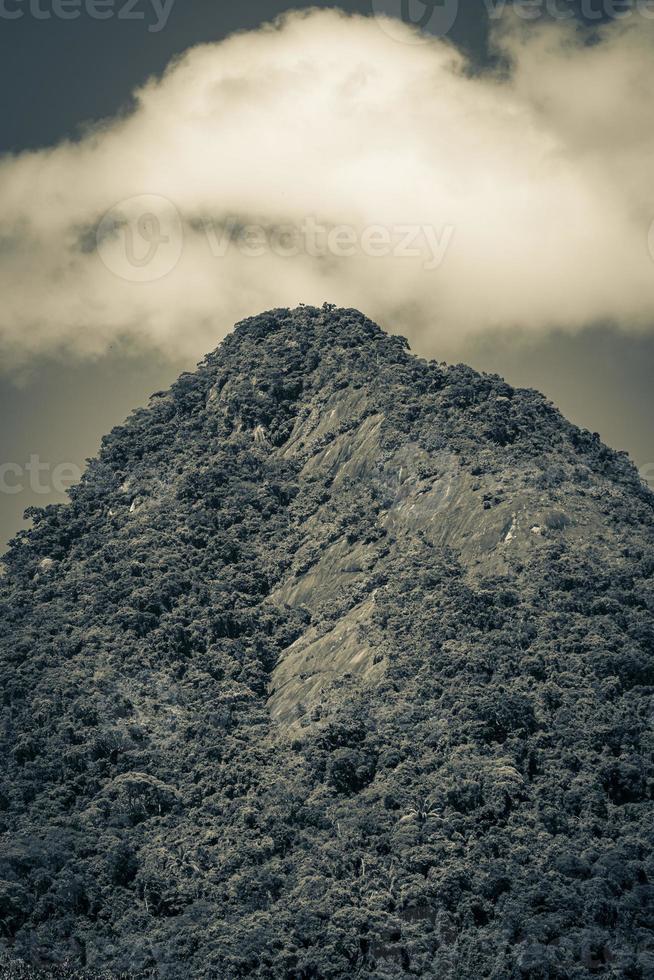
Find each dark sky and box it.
[1,0,651,551]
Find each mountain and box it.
[0,305,652,980]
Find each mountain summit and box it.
[1,306,652,978]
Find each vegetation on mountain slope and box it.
[0,306,652,978]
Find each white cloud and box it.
[1,9,653,363]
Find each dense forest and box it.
[0,306,652,978]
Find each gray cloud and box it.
[0,9,653,365]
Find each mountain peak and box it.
[228,304,409,352]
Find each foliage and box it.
[0,306,652,978]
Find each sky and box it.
[1,0,653,550]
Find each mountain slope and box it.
[0,305,652,979]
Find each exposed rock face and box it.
[0,306,652,979]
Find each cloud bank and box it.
[1,9,654,363]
